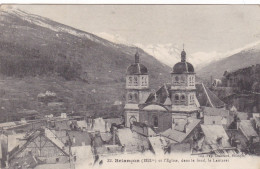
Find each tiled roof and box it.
[67,131,92,147]
[50,130,69,145]
[117,128,149,152]
[9,129,70,160]
[144,83,225,109]
[201,125,231,149]
[239,120,259,141]
[71,145,94,163]
[145,83,171,104]
[148,136,167,154]
[226,129,248,150]
[44,129,66,150]
[196,83,225,108]
[161,118,201,143]
[131,122,157,137]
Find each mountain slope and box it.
[197,46,260,80]
[0,8,171,122]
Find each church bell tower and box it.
[124,51,150,127]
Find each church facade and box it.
[124,49,200,133]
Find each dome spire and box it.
[181,43,186,62]
[135,50,140,63]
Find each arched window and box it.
[181,94,185,100]
[175,76,179,82]
[141,76,145,86]
[128,94,133,101]
[134,76,138,86]
[134,93,138,100]
[153,116,158,127]
[181,75,185,83]
[128,77,133,86]
[175,94,179,101]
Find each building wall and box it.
[12,134,69,164]
[125,111,139,127]
[139,110,172,133]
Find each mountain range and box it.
[0,8,171,121]
[197,44,260,80]
[0,8,259,122]
[96,32,260,80]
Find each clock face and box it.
[129,116,137,125]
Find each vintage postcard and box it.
[0,4,260,169]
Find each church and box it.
[124,48,204,133]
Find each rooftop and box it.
[201,124,231,149]
[161,118,201,143]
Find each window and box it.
[134,76,138,86]
[175,76,179,82]
[175,94,179,101]
[141,76,148,86]
[153,116,158,127]
[56,158,59,162]
[189,76,192,86]
[128,94,133,101]
[180,75,185,84]
[134,93,138,100]
[189,76,195,86]
[181,94,185,100]
[129,77,133,86]
[141,77,145,86]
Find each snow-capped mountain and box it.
[197,43,260,80]
[95,31,260,70]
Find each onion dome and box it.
[172,49,194,74]
[126,51,148,75]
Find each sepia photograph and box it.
[0,4,260,169]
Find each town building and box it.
[124,49,201,133]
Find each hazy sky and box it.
[11,5,260,55]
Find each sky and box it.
[9,5,260,67]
